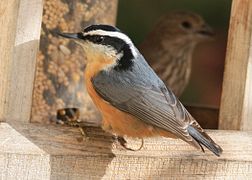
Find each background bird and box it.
[139,11,214,97]
[58,24,222,156]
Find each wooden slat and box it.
[219,0,252,130]
[0,0,20,121]
[0,0,43,123]
[1,122,252,179]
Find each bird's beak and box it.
[57,32,82,39]
[196,25,215,37]
[56,31,87,50]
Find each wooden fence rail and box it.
[0,0,43,122]
[1,122,252,179]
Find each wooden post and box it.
[219,0,252,130]
[0,0,43,122]
[0,0,20,121]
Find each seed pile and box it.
[31,0,117,125]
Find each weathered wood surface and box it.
[219,0,252,130]
[0,0,20,121]
[0,123,50,179]
[0,122,252,179]
[0,0,43,122]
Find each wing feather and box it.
[92,55,196,142]
[91,52,223,156]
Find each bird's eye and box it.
[94,36,104,43]
[181,21,192,29]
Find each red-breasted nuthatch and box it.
[58,24,222,156]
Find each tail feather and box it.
[187,125,223,156]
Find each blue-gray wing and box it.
[92,54,201,143]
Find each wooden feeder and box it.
[0,0,252,179]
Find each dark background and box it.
[116,0,232,107]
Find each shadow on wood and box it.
[0,122,114,179]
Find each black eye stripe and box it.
[97,36,104,42]
[88,36,105,43]
[84,35,125,49]
[84,35,105,43]
[77,32,85,39]
[82,34,134,71]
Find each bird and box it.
[57,24,222,156]
[139,11,214,97]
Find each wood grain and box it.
[0,123,50,179]
[0,0,43,123]
[219,0,252,130]
[1,122,252,179]
[0,0,20,121]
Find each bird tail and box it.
[187,125,223,156]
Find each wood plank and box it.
[1,122,252,179]
[0,123,50,179]
[0,0,43,123]
[0,0,20,121]
[219,0,252,130]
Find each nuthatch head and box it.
[57,25,138,69]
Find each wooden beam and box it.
[0,0,43,123]
[219,0,252,130]
[0,0,20,121]
[0,123,50,179]
[1,122,252,179]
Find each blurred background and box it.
[116,0,232,108]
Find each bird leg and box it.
[77,126,89,141]
[114,136,144,151]
[63,121,90,142]
[56,108,89,141]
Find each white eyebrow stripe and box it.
[83,29,138,57]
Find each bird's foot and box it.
[77,126,90,142]
[56,107,90,142]
[65,121,90,142]
[113,136,144,151]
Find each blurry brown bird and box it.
[139,11,214,97]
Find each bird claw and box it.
[55,108,90,142]
[79,127,90,141]
[114,136,144,151]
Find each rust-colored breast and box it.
[84,57,176,138]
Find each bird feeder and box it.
[0,0,252,179]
